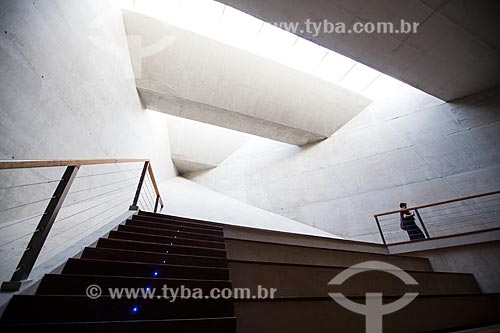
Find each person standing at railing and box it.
[399,202,426,240]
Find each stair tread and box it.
[227,259,476,276]
[118,224,224,241]
[138,211,224,227]
[108,230,226,249]
[82,247,228,267]
[97,237,227,253]
[127,219,224,236]
[131,215,223,232]
[84,246,227,260]
[65,257,229,271]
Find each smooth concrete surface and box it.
[187,85,500,243]
[0,0,176,286]
[157,177,342,239]
[225,239,433,272]
[166,115,250,174]
[228,261,480,297]
[404,240,500,293]
[219,0,500,101]
[123,11,371,145]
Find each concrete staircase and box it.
[1,211,499,332]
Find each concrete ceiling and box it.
[166,115,250,175]
[123,11,371,146]
[217,0,500,101]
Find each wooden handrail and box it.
[0,159,147,170]
[147,163,164,208]
[0,158,164,203]
[374,189,500,217]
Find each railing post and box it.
[154,195,160,213]
[1,165,79,291]
[414,208,430,239]
[129,161,149,211]
[374,216,387,245]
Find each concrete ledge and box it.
[224,223,385,254]
[388,228,500,254]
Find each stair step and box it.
[132,214,223,232]
[127,218,224,236]
[118,224,224,242]
[138,211,223,228]
[226,239,433,272]
[0,295,234,323]
[0,317,236,333]
[108,230,226,249]
[82,247,228,268]
[228,261,481,297]
[96,238,227,258]
[234,294,500,333]
[62,258,229,280]
[37,274,232,295]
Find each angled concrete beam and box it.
[124,11,371,145]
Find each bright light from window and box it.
[363,73,404,99]
[218,6,263,52]
[284,38,328,73]
[253,23,298,64]
[123,0,409,100]
[312,51,356,83]
[338,63,380,92]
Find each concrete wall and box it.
[218,0,500,101]
[158,177,342,239]
[405,240,500,293]
[0,0,175,284]
[187,85,500,242]
[166,115,250,174]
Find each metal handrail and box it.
[0,159,164,206]
[373,190,500,245]
[374,190,500,217]
[0,159,164,291]
[0,158,146,169]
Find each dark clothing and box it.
[400,210,425,240]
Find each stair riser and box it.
[1,297,234,323]
[139,211,224,225]
[134,214,223,230]
[118,224,224,242]
[37,274,231,296]
[127,219,224,236]
[108,231,226,249]
[226,240,433,272]
[82,248,228,268]
[62,259,229,280]
[229,262,481,297]
[0,319,236,333]
[97,238,227,258]
[235,296,500,333]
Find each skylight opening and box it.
[122,0,409,101]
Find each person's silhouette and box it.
[399,202,425,240]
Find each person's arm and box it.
[403,212,414,218]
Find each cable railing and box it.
[0,159,164,291]
[373,190,500,245]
